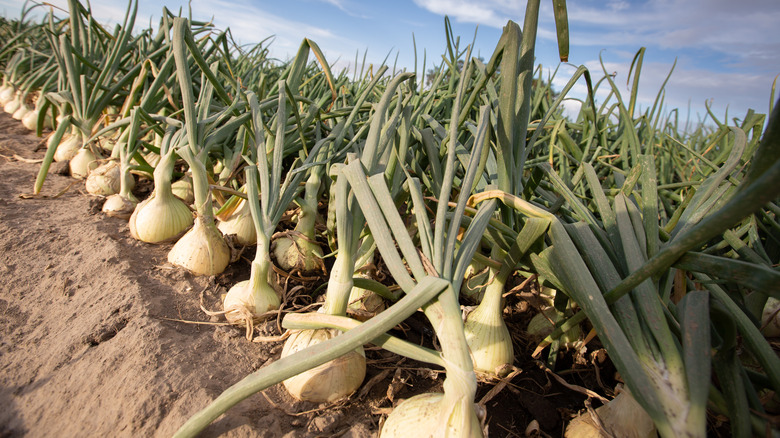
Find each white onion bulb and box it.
[129,193,194,243]
[53,133,83,163]
[167,215,230,276]
[380,392,484,438]
[217,198,256,246]
[280,329,365,402]
[102,194,137,219]
[86,160,133,196]
[69,148,99,179]
[565,386,656,438]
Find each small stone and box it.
[308,411,343,433]
[340,421,373,438]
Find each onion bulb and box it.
[461,261,489,300]
[272,233,323,273]
[0,84,15,105]
[347,280,385,321]
[565,386,655,438]
[21,109,46,131]
[167,215,230,276]
[222,279,279,326]
[86,160,132,196]
[129,193,193,243]
[280,328,365,402]
[102,193,137,219]
[12,102,30,121]
[463,279,514,376]
[52,131,83,162]
[69,147,99,179]
[526,307,582,348]
[222,260,280,326]
[217,198,256,246]
[380,392,484,438]
[171,174,195,205]
[761,297,780,337]
[3,92,21,114]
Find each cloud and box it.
[317,0,370,19]
[412,0,513,27]
[413,0,780,72]
[547,57,774,123]
[18,0,365,65]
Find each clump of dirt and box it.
[0,111,610,437]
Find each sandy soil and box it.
[0,111,604,438]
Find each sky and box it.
[3,0,779,126]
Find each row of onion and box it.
[2,1,780,437]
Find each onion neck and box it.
[424,289,482,436]
[475,267,506,318]
[320,247,355,316]
[248,247,277,310]
[153,148,177,200]
[190,157,214,221]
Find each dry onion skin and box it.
[271,233,322,273]
[102,193,137,219]
[86,160,132,196]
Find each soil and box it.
[0,111,614,438]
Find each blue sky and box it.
[3,0,779,125]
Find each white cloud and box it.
[413,0,780,71]
[13,0,364,66]
[412,0,512,27]
[413,0,778,119]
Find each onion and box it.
[463,293,514,376]
[102,193,137,219]
[526,306,582,348]
[171,174,195,205]
[86,160,132,196]
[129,193,194,243]
[217,198,256,246]
[761,297,780,337]
[167,215,230,276]
[21,109,44,131]
[52,132,83,162]
[380,392,484,437]
[69,147,100,179]
[0,84,15,105]
[347,276,385,321]
[3,92,21,114]
[565,386,656,438]
[272,234,322,272]
[280,328,366,402]
[463,271,514,376]
[222,260,280,326]
[130,138,195,243]
[12,102,30,120]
